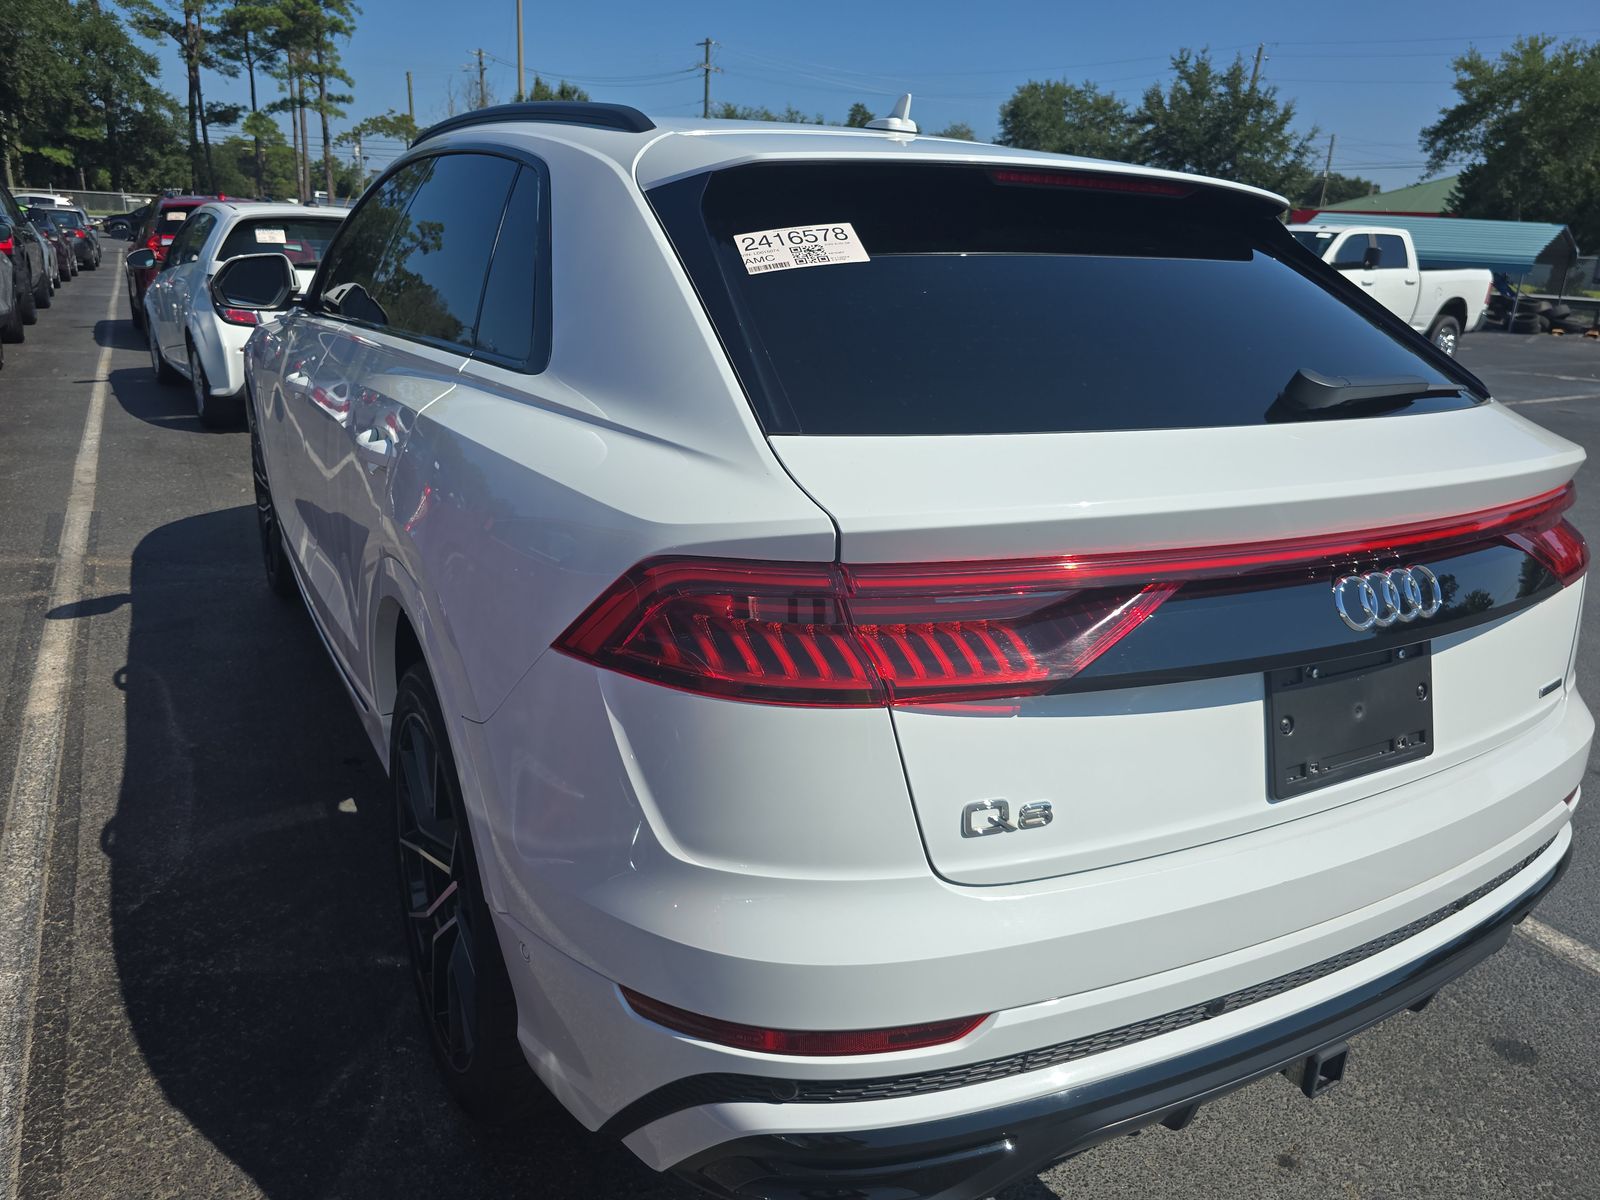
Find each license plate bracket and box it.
[1267,643,1433,801]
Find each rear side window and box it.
[650,163,1475,436]
[218,216,342,266]
[1373,234,1408,269]
[472,167,544,365]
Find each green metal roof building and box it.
[1320,175,1460,215]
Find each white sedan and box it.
[133,201,344,426]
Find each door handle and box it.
[1404,279,1417,286]
[354,427,391,471]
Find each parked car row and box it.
[129,197,345,425]
[0,182,101,370]
[183,104,1586,1200]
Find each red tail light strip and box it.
[622,988,986,1056]
[555,485,1587,707]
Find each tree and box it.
[845,102,874,128]
[1135,49,1316,196]
[1298,171,1377,208]
[529,75,588,102]
[1421,36,1600,247]
[997,80,1135,159]
[931,121,976,141]
[215,2,283,196]
[336,109,416,192]
[123,0,230,191]
[711,102,821,124]
[305,0,357,201]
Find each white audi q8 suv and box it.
[216,101,1590,1199]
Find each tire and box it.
[129,286,142,327]
[247,397,296,600]
[1511,313,1541,334]
[1530,300,1552,316]
[1547,304,1572,321]
[32,264,49,310]
[189,343,236,429]
[17,273,36,326]
[1,294,24,344]
[1426,314,1461,356]
[148,326,179,383]
[393,665,526,1118]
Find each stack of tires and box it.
[1504,300,1592,335]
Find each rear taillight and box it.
[0,235,12,256]
[70,229,84,238]
[1513,518,1589,585]
[558,485,1588,707]
[215,304,260,326]
[622,988,986,1056]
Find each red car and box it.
[126,195,219,331]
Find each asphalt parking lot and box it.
[2,255,1600,1200]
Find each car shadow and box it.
[106,507,689,1198]
[107,364,213,434]
[93,317,143,352]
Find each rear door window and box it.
[649,163,1476,436]
[1373,234,1408,270]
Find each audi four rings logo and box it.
[1333,565,1444,632]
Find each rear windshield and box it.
[650,163,1477,436]
[162,206,198,224]
[52,210,84,229]
[218,216,342,266]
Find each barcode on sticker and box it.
[735,223,869,274]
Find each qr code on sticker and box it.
[790,244,831,266]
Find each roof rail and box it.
[411,101,656,146]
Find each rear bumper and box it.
[672,840,1571,1200]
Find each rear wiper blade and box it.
[1270,368,1462,419]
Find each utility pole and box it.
[476,48,487,109]
[698,37,719,118]
[1250,42,1266,90]
[354,133,364,189]
[1318,133,1336,208]
[515,0,525,101]
[406,70,414,123]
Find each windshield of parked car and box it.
[650,163,1475,436]
[218,216,343,266]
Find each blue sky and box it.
[147,0,1600,190]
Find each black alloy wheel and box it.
[392,667,524,1115]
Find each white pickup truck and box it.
[1290,224,1491,356]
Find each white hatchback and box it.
[215,103,1591,1200]
[135,201,344,425]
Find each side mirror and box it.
[1362,245,1383,270]
[211,252,297,313]
[126,247,158,271]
